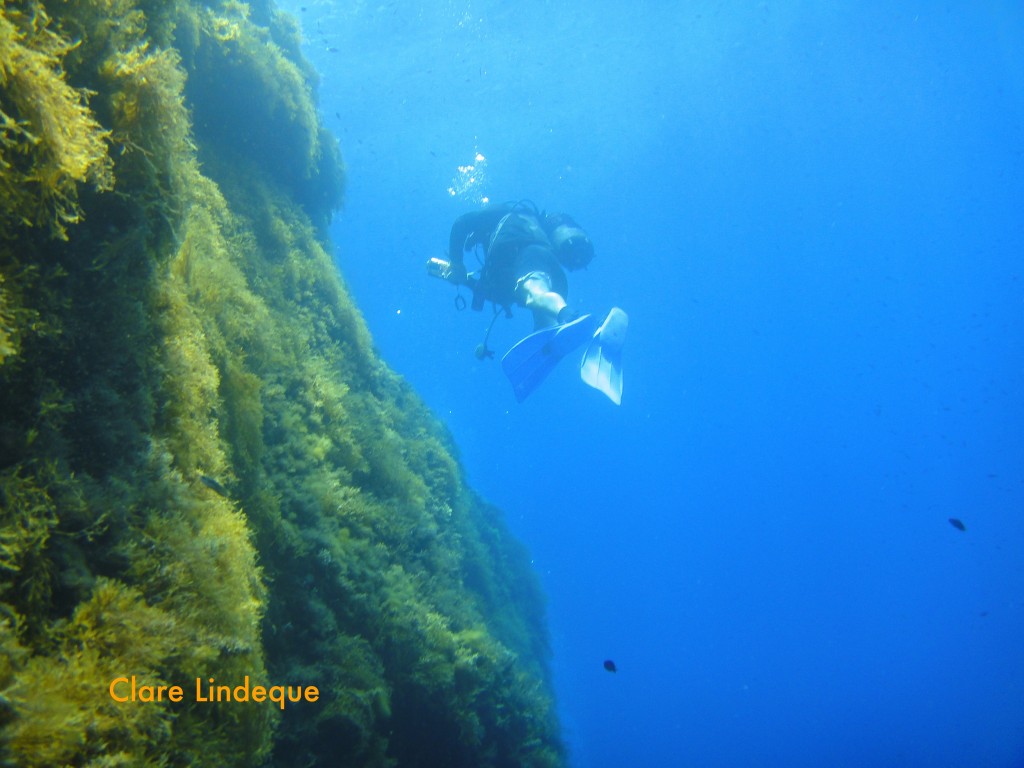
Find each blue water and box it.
[280,2,1024,765]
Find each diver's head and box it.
[545,213,594,270]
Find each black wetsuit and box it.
[447,203,568,312]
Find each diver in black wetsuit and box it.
[428,200,594,330]
[427,200,627,404]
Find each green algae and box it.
[0,1,562,765]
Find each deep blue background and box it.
[280,2,1023,765]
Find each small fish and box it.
[948,517,966,532]
[603,660,617,673]
[199,475,229,497]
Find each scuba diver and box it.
[426,200,628,404]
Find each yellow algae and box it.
[0,1,562,766]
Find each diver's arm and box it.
[446,213,476,281]
[446,205,513,278]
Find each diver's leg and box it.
[516,271,567,329]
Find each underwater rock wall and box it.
[0,1,562,765]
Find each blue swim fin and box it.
[501,314,597,402]
[580,307,628,405]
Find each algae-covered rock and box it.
[0,1,562,766]
[0,3,113,240]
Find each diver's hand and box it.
[447,262,468,285]
[426,258,471,286]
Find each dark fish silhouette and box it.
[603,660,617,673]
[948,517,966,532]
[199,475,229,497]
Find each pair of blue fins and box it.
[501,307,628,404]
